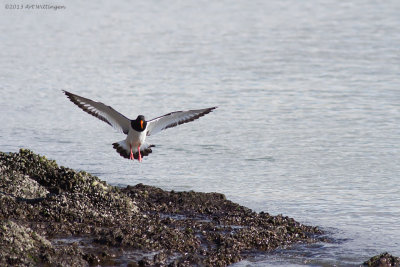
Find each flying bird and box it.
[63,91,216,162]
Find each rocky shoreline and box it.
[0,149,398,266]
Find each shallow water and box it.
[1,0,400,265]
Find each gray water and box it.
[1,0,399,266]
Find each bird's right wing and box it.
[63,90,131,134]
[146,107,217,136]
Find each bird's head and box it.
[132,115,147,132]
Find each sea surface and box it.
[1,0,399,266]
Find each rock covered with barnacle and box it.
[1,149,395,266]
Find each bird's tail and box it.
[112,140,155,160]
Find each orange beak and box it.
[140,120,143,129]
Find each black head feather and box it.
[131,115,147,132]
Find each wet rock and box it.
[2,148,372,266]
[364,252,400,267]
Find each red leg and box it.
[138,145,142,162]
[130,145,134,160]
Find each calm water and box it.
[1,0,399,265]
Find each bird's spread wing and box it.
[146,107,217,136]
[63,90,131,134]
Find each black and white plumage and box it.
[63,91,217,161]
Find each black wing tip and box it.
[206,106,217,113]
[196,106,217,117]
[203,106,217,114]
[195,106,217,118]
[63,90,82,106]
[62,90,72,96]
[62,90,76,102]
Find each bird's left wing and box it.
[146,107,217,136]
[63,90,131,134]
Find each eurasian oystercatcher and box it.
[63,91,216,162]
